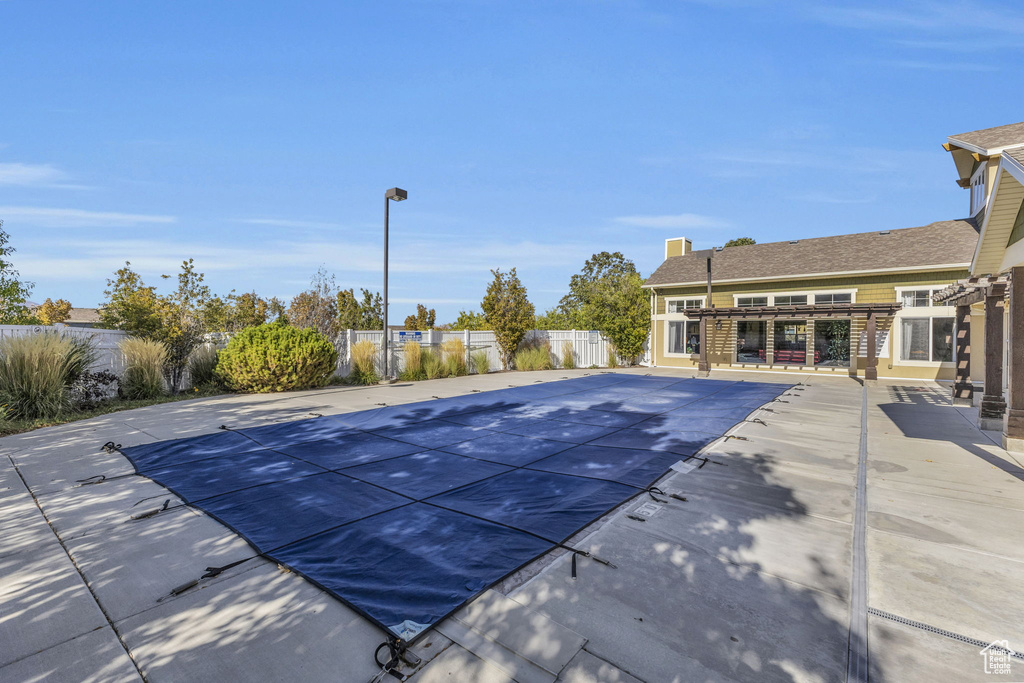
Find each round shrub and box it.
[215,323,338,393]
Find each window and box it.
[737,296,768,307]
[668,320,701,354]
[900,317,953,362]
[736,321,766,364]
[814,320,850,367]
[815,292,852,305]
[774,295,807,306]
[901,290,934,308]
[773,321,807,365]
[667,298,703,313]
[970,164,987,216]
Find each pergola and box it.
[684,302,903,379]
[933,274,1014,431]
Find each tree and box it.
[535,307,570,330]
[0,221,38,324]
[287,268,339,340]
[723,237,756,247]
[98,262,163,337]
[200,295,233,333]
[403,304,436,331]
[336,289,360,330]
[357,289,383,329]
[267,297,288,323]
[585,271,650,363]
[450,309,489,330]
[157,258,212,392]
[37,298,72,325]
[230,291,269,331]
[481,268,535,369]
[557,251,638,329]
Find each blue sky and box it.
[2,1,1023,323]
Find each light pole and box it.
[383,187,407,381]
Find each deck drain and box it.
[867,608,1023,660]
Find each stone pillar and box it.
[698,317,710,376]
[1005,268,1024,452]
[952,304,974,405]
[865,313,878,381]
[980,288,1006,431]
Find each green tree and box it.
[157,258,212,392]
[584,271,650,363]
[336,288,360,330]
[534,307,570,330]
[403,304,436,331]
[98,262,163,337]
[450,309,489,330]
[267,297,287,323]
[200,295,233,333]
[230,291,269,331]
[481,268,535,369]
[357,289,383,329]
[0,221,39,324]
[723,237,756,247]
[557,251,638,329]
[37,298,73,325]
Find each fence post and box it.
[464,329,471,368]
[346,329,354,366]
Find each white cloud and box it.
[613,213,730,229]
[0,206,176,228]
[0,163,67,186]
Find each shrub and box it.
[188,345,220,387]
[399,341,424,381]
[71,370,119,410]
[561,340,576,369]
[421,348,444,380]
[441,338,468,377]
[0,332,97,420]
[216,322,339,393]
[120,337,168,399]
[349,339,379,385]
[471,350,490,374]
[606,343,619,368]
[514,340,553,371]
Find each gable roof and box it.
[644,219,979,288]
[948,122,1024,155]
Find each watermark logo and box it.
[980,640,1017,676]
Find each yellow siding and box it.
[652,269,966,381]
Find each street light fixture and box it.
[383,187,407,381]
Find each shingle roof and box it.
[644,219,979,287]
[1005,146,1024,165]
[948,122,1024,153]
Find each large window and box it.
[667,298,703,313]
[736,321,766,363]
[668,320,701,354]
[773,321,807,365]
[774,295,807,306]
[901,290,935,308]
[900,317,953,362]
[815,292,852,305]
[814,320,850,367]
[737,296,768,307]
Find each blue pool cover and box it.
[119,374,789,641]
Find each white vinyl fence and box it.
[0,324,129,375]
[336,329,651,377]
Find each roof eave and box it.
[643,262,972,289]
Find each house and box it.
[934,121,1024,452]
[644,133,987,382]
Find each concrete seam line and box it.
[867,608,1024,661]
[847,384,869,682]
[7,455,150,683]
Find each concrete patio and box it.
[1,368,1022,682]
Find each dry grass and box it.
[472,350,490,374]
[561,340,576,369]
[606,343,619,368]
[120,337,167,399]
[441,338,468,377]
[350,340,379,384]
[515,339,554,371]
[0,332,96,420]
[188,345,219,387]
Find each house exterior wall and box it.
[651,268,969,380]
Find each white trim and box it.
[731,288,858,307]
[970,162,988,217]
[892,313,956,367]
[946,138,1024,156]
[893,285,950,310]
[663,318,701,358]
[1003,152,1024,185]
[643,263,970,289]
[664,295,706,314]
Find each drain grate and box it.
[868,608,1023,660]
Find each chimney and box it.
[664,237,692,259]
